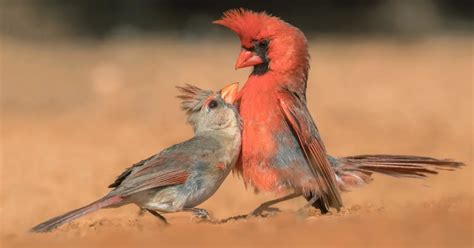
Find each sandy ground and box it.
[1,36,472,248]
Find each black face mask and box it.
[243,39,270,75]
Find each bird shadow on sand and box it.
[199,205,363,224]
[137,207,277,225]
[199,208,282,224]
[199,213,272,224]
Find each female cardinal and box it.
[214,9,463,215]
[31,83,241,232]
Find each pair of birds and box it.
[31,9,463,233]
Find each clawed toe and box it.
[192,209,211,219]
[251,206,281,217]
[188,208,218,223]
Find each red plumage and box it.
[215,9,343,209]
[215,10,464,214]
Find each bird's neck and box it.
[196,127,241,166]
[195,123,241,139]
[244,47,310,92]
[244,66,308,94]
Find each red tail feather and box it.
[335,155,464,190]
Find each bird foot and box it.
[190,208,217,223]
[251,206,281,217]
[192,208,210,219]
[211,207,281,224]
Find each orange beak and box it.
[235,49,263,69]
[220,82,239,104]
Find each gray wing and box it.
[108,135,222,196]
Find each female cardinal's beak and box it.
[235,49,263,69]
[220,82,239,104]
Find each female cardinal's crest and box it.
[176,83,241,132]
[176,84,213,114]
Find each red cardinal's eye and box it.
[208,100,218,109]
[258,40,269,48]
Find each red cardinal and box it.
[214,9,344,213]
[214,9,463,215]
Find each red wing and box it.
[278,92,343,210]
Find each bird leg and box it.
[303,193,329,214]
[137,207,147,216]
[212,193,302,223]
[251,193,301,217]
[146,209,169,225]
[298,194,319,214]
[302,194,319,208]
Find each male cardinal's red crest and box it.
[215,9,310,83]
[213,9,279,48]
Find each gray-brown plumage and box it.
[31,83,241,232]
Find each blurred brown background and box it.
[1,1,472,247]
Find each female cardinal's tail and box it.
[332,155,464,191]
[30,195,123,233]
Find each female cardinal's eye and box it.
[208,100,218,109]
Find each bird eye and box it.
[258,40,269,48]
[208,100,218,109]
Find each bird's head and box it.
[214,9,310,79]
[176,83,241,134]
